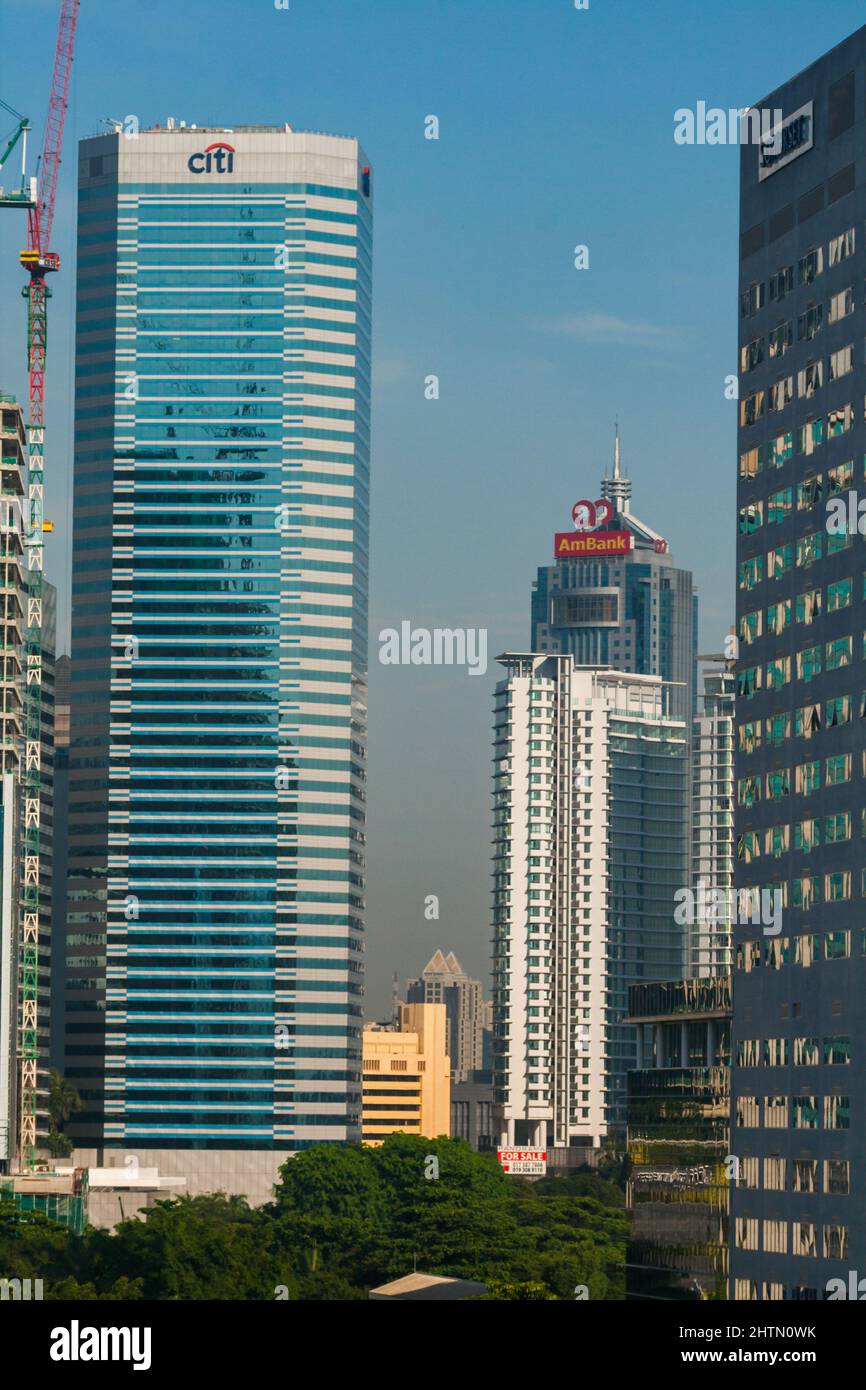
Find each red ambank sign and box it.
[554,530,631,559]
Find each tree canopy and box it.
[0,1138,626,1300]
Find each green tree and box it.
[45,1070,81,1158]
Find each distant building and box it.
[530,431,698,726]
[625,978,731,1301]
[362,1002,450,1144]
[690,659,736,976]
[451,1070,495,1151]
[492,656,688,1152]
[407,950,487,1081]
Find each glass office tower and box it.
[66,124,371,1199]
[733,32,866,1298]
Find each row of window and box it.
[734,1282,833,1302]
[735,928,860,970]
[740,345,857,413]
[739,809,865,860]
[741,282,860,371]
[735,1094,849,1129]
[738,525,854,590]
[739,435,864,485]
[739,751,863,804]
[736,1036,850,1066]
[735,1218,848,1260]
[738,461,856,529]
[735,1156,849,1194]
[738,641,863,698]
[740,373,860,423]
[741,226,856,320]
[740,579,860,647]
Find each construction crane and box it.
[0,0,80,1168]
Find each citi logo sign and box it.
[188,141,235,174]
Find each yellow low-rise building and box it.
[362,1002,450,1145]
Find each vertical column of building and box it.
[691,664,735,977]
[0,396,26,1168]
[733,51,863,1298]
[492,656,550,1148]
[273,145,371,1149]
[66,140,119,1147]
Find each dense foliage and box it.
[0,1137,626,1300]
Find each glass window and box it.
[764,1038,788,1065]
[827,459,853,492]
[769,543,792,578]
[824,1095,850,1129]
[796,588,822,624]
[797,303,823,341]
[768,266,793,301]
[826,578,852,611]
[794,818,820,853]
[824,1036,850,1065]
[799,247,824,285]
[829,344,854,381]
[741,336,765,372]
[792,1096,818,1128]
[739,500,763,533]
[826,635,852,670]
[796,645,822,681]
[798,360,823,397]
[792,1159,818,1193]
[825,1159,850,1195]
[796,532,822,568]
[769,376,794,412]
[797,474,822,510]
[767,487,792,523]
[824,1225,849,1260]
[792,1223,817,1257]
[797,417,824,455]
[766,598,791,634]
[827,287,854,323]
[768,322,792,358]
[828,227,855,266]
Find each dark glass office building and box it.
[732,30,866,1299]
[65,125,371,1200]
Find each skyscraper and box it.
[66,123,371,1200]
[531,433,698,725]
[0,398,56,1168]
[0,393,26,1169]
[690,658,735,977]
[406,949,487,1082]
[733,34,864,1298]
[492,656,687,1154]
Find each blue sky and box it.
[1,0,864,1016]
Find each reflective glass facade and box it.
[733,35,866,1298]
[66,127,370,1155]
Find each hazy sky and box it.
[0,0,864,1017]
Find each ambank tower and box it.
[65,123,370,1200]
